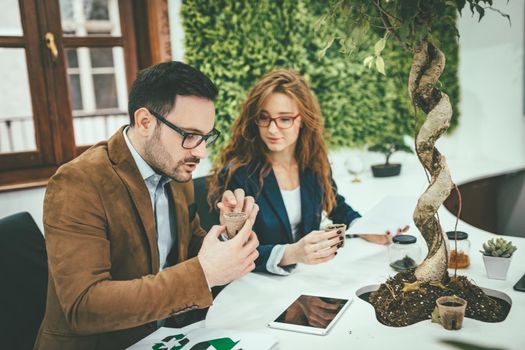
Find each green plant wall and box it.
[182,0,459,154]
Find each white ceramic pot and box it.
[482,255,512,280]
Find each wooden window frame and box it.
[0,0,172,192]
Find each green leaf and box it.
[475,4,485,22]
[398,22,410,42]
[363,55,374,68]
[375,56,386,75]
[318,36,335,59]
[374,38,386,56]
[455,0,467,13]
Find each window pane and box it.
[0,0,23,36]
[0,48,36,153]
[90,48,114,67]
[85,0,109,20]
[65,46,128,146]
[60,0,121,37]
[67,49,79,68]
[69,74,83,110]
[93,74,118,109]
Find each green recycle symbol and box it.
[152,333,240,350]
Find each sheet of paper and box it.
[347,195,417,235]
[127,326,278,350]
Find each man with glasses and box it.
[35,61,259,350]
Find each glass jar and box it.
[388,235,421,271]
[446,231,470,268]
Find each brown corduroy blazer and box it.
[34,127,213,350]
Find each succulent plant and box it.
[480,238,517,258]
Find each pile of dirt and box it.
[367,271,509,327]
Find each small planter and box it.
[436,296,467,330]
[371,163,401,177]
[223,212,247,239]
[482,255,512,280]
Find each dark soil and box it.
[441,302,463,307]
[364,271,510,327]
[389,255,418,272]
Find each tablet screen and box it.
[273,295,349,329]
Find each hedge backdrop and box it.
[181,0,459,155]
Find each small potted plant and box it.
[368,134,413,177]
[480,237,517,280]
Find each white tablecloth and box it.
[205,156,525,350]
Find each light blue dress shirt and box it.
[123,127,175,271]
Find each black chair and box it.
[0,212,48,350]
[193,175,220,231]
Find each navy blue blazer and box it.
[223,164,361,272]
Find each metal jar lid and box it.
[446,231,468,240]
[392,234,417,244]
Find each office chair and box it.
[193,175,220,232]
[0,212,48,350]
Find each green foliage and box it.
[317,0,506,63]
[182,0,460,156]
[480,238,517,258]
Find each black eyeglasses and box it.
[255,113,300,129]
[148,110,220,149]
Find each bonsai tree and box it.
[317,0,510,326]
[368,134,413,177]
[319,0,508,282]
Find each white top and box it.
[266,187,302,276]
[280,186,302,241]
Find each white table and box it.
[205,156,525,350]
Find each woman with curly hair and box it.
[208,69,397,274]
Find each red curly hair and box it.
[208,69,336,213]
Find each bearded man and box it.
[34,61,259,350]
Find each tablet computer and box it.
[267,294,352,336]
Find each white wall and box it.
[168,0,184,62]
[0,187,45,231]
[1,1,524,230]
[439,0,525,162]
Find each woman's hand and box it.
[217,188,259,225]
[359,233,391,245]
[280,229,343,266]
[358,225,410,245]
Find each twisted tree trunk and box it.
[408,41,454,283]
